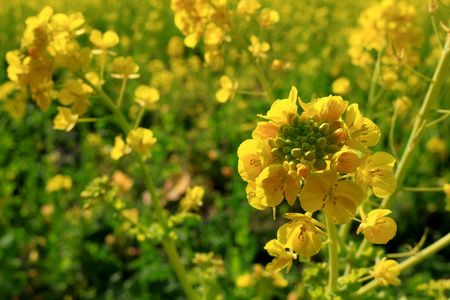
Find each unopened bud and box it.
[267,138,276,148]
[271,147,284,157]
[304,151,316,161]
[331,151,360,173]
[329,128,346,144]
[313,159,327,170]
[325,144,340,154]
[302,143,311,151]
[297,164,311,179]
[316,137,327,149]
[291,148,303,158]
[319,123,330,134]
[274,137,286,148]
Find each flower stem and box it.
[355,232,450,296]
[134,106,146,129]
[381,36,450,210]
[402,186,445,192]
[326,219,339,294]
[366,47,383,118]
[75,71,198,300]
[117,78,127,108]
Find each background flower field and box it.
[0,0,449,299]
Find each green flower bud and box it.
[319,123,330,134]
[302,143,311,151]
[291,148,303,158]
[309,137,317,145]
[316,137,327,149]
[315,149,326,158]
[274,137,286,148]
[271,147,284,157]
[285,153,294,161]
[313,159,327,170]
[292,115,302,126]
[282,146,291,154]
[325,144,340,154]
[301,137,308,144]
[267,138,276,148]
[304,151,316,161]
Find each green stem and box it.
[355,232,450,296]
[236,90,267,96]
[389,103,400,161]
[134,106,146,129]
[402,186,445,192]
[366,47,383,118]
[228,24,275,103]
[75,71,198,300]
[425,112,450,127]
[117,78,127,108]
[381,36,450,210]
[326,219,339,294]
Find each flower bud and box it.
[297,164,311,179]
[325,144,340,154]
[329,128,346,144]
[331,151,360,173]
[271,147,284,157]
[313,159,327,170]
[291,148,303,158]
[319,123,330,134]
[274,137,286,148]
[304,151,316,161]
[316,137,327,149]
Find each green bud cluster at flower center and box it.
[267,115,345,170]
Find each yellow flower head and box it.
[58,79,91,115]
[264,239,297,273]
[257,8,279,30]
[135,85,160,109]
[258,86,298,125]
[357,209,397,244]
[248,35,270,59]
[111,56,140,79]
[179,186,205,212]
[238,138,273,183]
[53,107,78,132]
[255,161,302,207]
[237,0,261,19]
[216,75,239,103]
[111,135,132,160]
[300,171,364,224]
[277,213,326,258]
[126,128,157,156]
[345,104,380,152]
[90,30,119,53]
[372,258,401,287]
[46,174,73,193]
[300,95,348,124]
[356,152,397,198]
[51,12,85,37]
[331,77,351,95]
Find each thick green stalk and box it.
[355,232,450,296]
[76,72,198,300]
[326,219,339,294]
[381,36,450,210]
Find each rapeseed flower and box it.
[216,75,239,103]
[126,128,157,156]
[134,85,160,109]
[53,107,78,132]
[111,56,140,79]
[264,239,296,273]
[357,209,397,244]
[371,258,401,287]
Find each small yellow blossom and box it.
[126,128,157,156]
[179,186,205,212]
[111,56,140,79]
[331,150,360,174]
[356,152,397,198]
[111,135,132,160]
[216,75,239,103]
[248,36,270,58]
[46,174,73,193]
[237,0,261,19]
[300,95,348,124]
[264,239,297,273]
[258,86,298,125]
[53,107,78,132]
[357,209,397,244]
[345,103,380,152]
[50,12,85,37]
[112,170,133,194]
[426,137,446,156]
[236,273,253,287]
[332,77,351,95]
[58,79,91,115]
[90,30,119,53]
[257,8,279,30]
[134,85,160,109]
[371,258,401,287]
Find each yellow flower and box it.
[53,107,78,132]
[251,121,279,141]
[245,182,266,210]
[345,104,380,152]
[50,12,85,37]
[179,186,205,212]
[238,138,272,183]
[58,79,91,115]
[255,162,301,207]
[134,85,160,109]
[277,213,326,258]
[52,40,91,71]
[257,8,279,30]
[111,56,140,79]
[237,0,261,19]
[331,77,351,95]
[331,150,360,174]
[356,152,397,198]
[90,30,119,53]
[236,273,253,287]
[46,174,73,193]
[111,135,131,160]
[248,35,270,58]
[357,209,397,244]
[216,75,239,103]
[126,128,157,156]
[258,86,298,125]
[371,258,401,287]
[264,239,297,273]
[299,95,348,124]
[300,171,364,224]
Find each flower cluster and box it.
[238,86,398,269]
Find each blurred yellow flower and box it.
[357,209,397,244]
[248,35,270,58]
[58,79,91,115]
[257,8,279,29]
[111,135,131,160]
[372,258,401,287]
[126,128,157,156]
[111,56,140,79]
[53,107,78,132]
[236,273,252,287]
[90,30,119,53]
[216,75,238,103]
[331,77,351,95]
[264,239,297,273]
[46,174,73,193]
[179,186,205,212]
[134,85,160,109]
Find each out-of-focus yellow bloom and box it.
[394,96,412,113]
[356,152,397,198]
[258,86,297,125]
[264,239,297,273]
[179,186,205,212]
[53,107,78,132]
[426,137,446,156]
[90,30,119,53]
[300,171,364,224]
[167,36,185,58]
[237,0,261,20]
[111,135,132,160]
[126,128,157,156]
[46,174,73,193]
[111,56,140,79]
[277,213,326,258]
[444,184,450,196]
[357,209,397,244]
[216,75,239,103]
[134,85,160,109]
[58,79,91,115]
[236,273,252,287]
[52,39,91,71]
[332,77,351,95]
[112,170,133,194]
[257,8,279,29]
[345,103,380,152]
[50,12,85,38]
[371,258,401,287]
[248,35,270,58]
[255,161,302,207]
